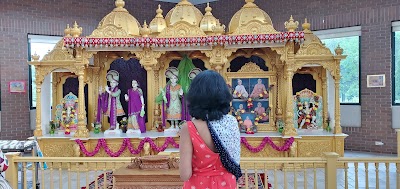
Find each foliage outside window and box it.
[321,36,360,104]
[394,32,400,104]
[28,36,60,108]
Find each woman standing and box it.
[180,70,242,189]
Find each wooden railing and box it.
[3,152,400,189]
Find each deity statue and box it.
[233,79,248,98]
[105,70,125,130]
[160,67,184,129]
[250,79,269,99]
[254,102,269,122]
[56,92,78,135]
[124,80,146,133]
[297,101,317,129]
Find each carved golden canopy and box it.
[90,0,141,37]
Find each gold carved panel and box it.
[39,140,75,157]
[158,22,206,37]
[41,40,75,61]
[90,25,129,38]
[297,139,332,157]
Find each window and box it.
[314,26,361,104]
[393,22,400,105]
[28,35,62,109]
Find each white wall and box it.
[392,106,400,129]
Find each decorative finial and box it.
[140,21,151,37]
[205,3,212,15]
[64,24,71,37]
[284,15,299,32]
[115,0,125,8]
[70,21,83,37]
[212,19,226,35]
[178,0,191,5]
[156,4,163,17]
[243,0,257,7]
[335,44,343,55]
[302,18,311,33]
[31,52,40,61]
[150,4,166,34]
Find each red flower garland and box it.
[75,137,294,157]
[75,137,179,157]
[240,137,294,153]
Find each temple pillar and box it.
[322,74,328,130]
[74,65,89,138]
[145,67,155,131]
[334,73,342,134]
[135,49,164,131]
[275,64,284,120]
[152,64,162,130]
[283,66,297,136]
[34,83,43,136]
[51,73,58,119]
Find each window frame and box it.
[314,26,362,105]
[27,34,62,110]
[392,22,400,105]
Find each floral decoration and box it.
[75,136,294,157]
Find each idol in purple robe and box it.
[124,80,146,133]
[105,70,125,130]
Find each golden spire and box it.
[140,21,151,37]
[114,0,126,11]
[284,15,299,32]
[244,0,257,8]
[150,4,166,34]
[302,18,311,33]
[70,21,82,37]
[31,52,40,61]
[156,4,163,18]
[178,0,191,5]
[200,3,224,35]
[335,44,343,55]
[64,24,71,37]
[205,2,212,16]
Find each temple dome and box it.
[165,0,204,26]
[95,0,141,36]
[228,0,275,34]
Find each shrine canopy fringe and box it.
[63,32,305,50]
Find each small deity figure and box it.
[160,67,184,129]
[297,101,317,129]
[250,79,269,99]
[59,92,79,134]
[233,79,248,98]
[243,116,254,134]
[124,80,146,133]
[254,102,269,122]
[105,70,125,130]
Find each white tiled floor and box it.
[7,150,399,189]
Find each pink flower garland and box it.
[75,136,294,157]
[240,137,294,153]
[75,137,179,157]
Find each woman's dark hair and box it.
[187,70,232,121]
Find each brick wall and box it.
[1,0,399,153]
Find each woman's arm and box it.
[179,123,193,181]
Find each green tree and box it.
[322,36,360,103]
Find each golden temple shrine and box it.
[28,0,347,158]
